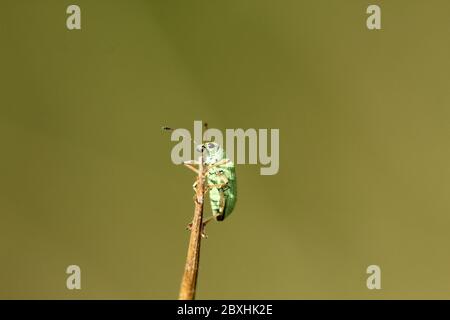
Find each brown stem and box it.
[179,156,204,300]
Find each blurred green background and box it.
[1,0,450,299]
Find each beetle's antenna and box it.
[162,126,203,147]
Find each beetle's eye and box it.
[208,143,215,149]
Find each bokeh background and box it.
[1,0,450,299]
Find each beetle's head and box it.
[197,142,226,164]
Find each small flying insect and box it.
[163,126,237,238]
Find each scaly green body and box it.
[202,142,237,221]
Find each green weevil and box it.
[184,142,237,237]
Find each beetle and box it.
[183,142,237,237]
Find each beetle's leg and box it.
[207,159,230,169]
[203,184,210,195]
[199,213,222,239]
[184,159,200,165]
[186,177,205,231]
[198,215,216,239]
[183,160,200,174]
[218,190,226,215]
[208,182,228,189]
[184,164,199,174]
[192,178,206,204]
[210,188,227,219]
[196,189,226,238]
[206,179,229,217]
[186,208,223,239]
[207,171,229,188]
[186,216,213,238]
[201,161,228,177]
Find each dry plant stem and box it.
[179,156,204,300]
